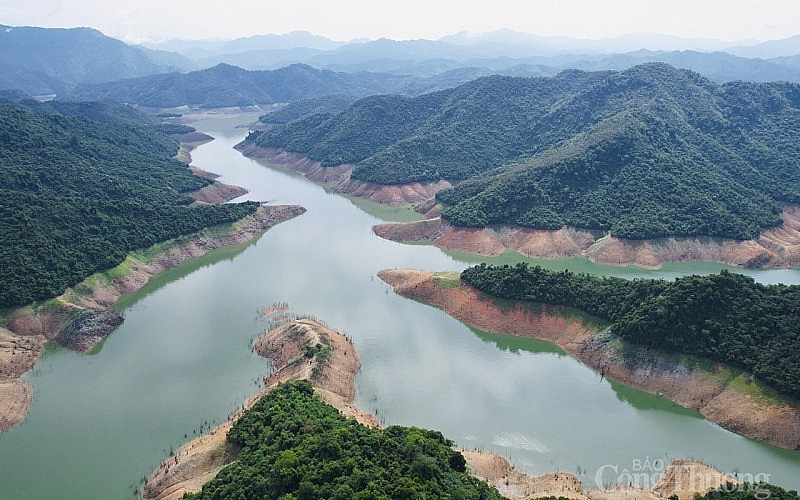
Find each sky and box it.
[1,0,799,44]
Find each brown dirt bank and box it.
[190,180,248,205]
[143,319,376,500]
[374,207,800,269]
[171,131,214,146]
[235,144,452,206]
[0,204,305,432]
[378,269,800,450]
[176,134,248,205]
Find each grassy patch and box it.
[342,195,425,223]
[432,272,461,288]
[398,239,434,246]
[729,373,787,406]
[467,324,566,355]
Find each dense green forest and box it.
[696,482,799,499]
[185,380,501,499]
[0,104,257,307]
[460,263,800,400]
[249,63,800,239]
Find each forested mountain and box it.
[62,63,423,108]
[0,90,157,125]
[0,25,193,95]
[250,63,800,239]
[62,62,561,109]
[461,263,800,400]
[0,104,257,307]
[185,380,501,499]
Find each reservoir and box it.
[1,111,798,499]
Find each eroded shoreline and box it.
[0,204,305,431]
[374,212,800,269]
[234,143,453,205]
[236,143,800,269]
[378,269,800,451]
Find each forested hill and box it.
[63,63,418,108]
[461,263,800,401]
[0,104,258,307]
[249,63,800,240]
[185,380,501,499]
[0,90,157,125]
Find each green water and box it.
[1,112,798,499]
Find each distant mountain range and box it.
[62,62,558,108]
[5,25,800,99]
[145,29,800,82]
[248,63,800,241]
[62,63,420,107]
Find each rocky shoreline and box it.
[234,143,452,205]
[374,212,800,269]
[0,204,305,432]
[378,269,800,450]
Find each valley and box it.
[3,114,798,498]
[2,13,800,497]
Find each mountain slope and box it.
[0,25,191,95]
[249,63,800,240]
[0,103,257,306]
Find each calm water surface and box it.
[1,111,798,499]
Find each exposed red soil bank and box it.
[374,210,800,268]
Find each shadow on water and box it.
[112,230,265,312]
[607,379,705,417]
[467,324,566,355]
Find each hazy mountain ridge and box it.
[0,90,158,124]
[0,25,194,95]
[250,63,800,240]
[6,24,800,103]
[61,62,534,107]
[144,29,800,84]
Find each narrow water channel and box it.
[0,112,797,499]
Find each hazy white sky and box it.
[1,0,798,43]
